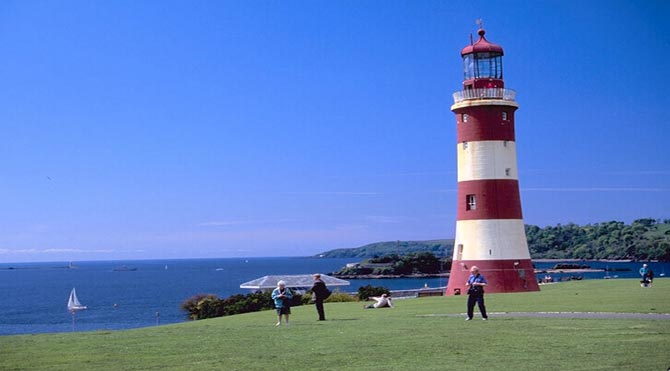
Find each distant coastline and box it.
[332,268,610,279]
[316,220,670,262]
[331,259,643,279]
[0,265,72,271]
[532,259,635,263]
[333,273,449,279]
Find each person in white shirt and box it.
[364,293,394,309]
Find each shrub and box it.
[325,289,357,303]
[301,289,356,304]
[181,294,219,320]
[198,296,225,319]
[181,290,303,320]
[357,285,390,301]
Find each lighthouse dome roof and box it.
[461,28,504,56]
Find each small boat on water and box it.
[67,288,87,331]
[67,288,87,312]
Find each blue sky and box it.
[1,0,668,262]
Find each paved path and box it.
[417,312,670,320]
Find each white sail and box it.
[67,288,87,312]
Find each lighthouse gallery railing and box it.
[452,88,516,103]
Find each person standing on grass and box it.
[639,263,648,279]
[640,263,650,287]
[271,280,292,326]
[311,273,329,321]
[465,266,488,321]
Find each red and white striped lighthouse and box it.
[446,27,539,295]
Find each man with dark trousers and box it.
[465,266,489,321]
[311,273,328,321]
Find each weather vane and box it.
[476,19,483,28]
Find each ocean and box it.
[1,258,666,336]
[0,257,447,336]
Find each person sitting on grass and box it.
[364,293,394,309]
[271,280,292,326]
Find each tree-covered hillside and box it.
[316,219,670,261]
[316,239,453,258]
[526,218,670,261]
[332,252,450,277]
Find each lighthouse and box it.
[446,26,539,295]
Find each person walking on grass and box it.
[271,280,292,326]
[465,266,488,321]
[311,273,329,321]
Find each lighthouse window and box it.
[474,52,503,79]
[466,194,476,210]
[505,168,511,176]
[462,113,468,122]
[463,54,475,80]
[502,111,508,121]
[462,141,468,150]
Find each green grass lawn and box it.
[1,279,669,370]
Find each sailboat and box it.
[67,287,87,332]
[67,288,87,312]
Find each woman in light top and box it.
[271,280,293,326]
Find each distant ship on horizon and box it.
[113,265,138,272]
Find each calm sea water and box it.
[0,257,446,336]
[0,258,666,336]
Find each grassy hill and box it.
[2,279,669,370]
[316,239,453,258]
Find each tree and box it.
[525,219,669,261]
[181,294,219,320]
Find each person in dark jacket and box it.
[311,273,329,321]
[465,266,488,321]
